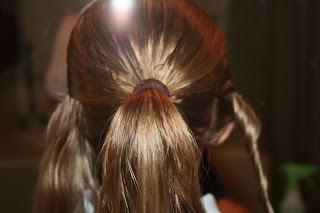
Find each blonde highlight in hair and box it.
[230,92,274,213]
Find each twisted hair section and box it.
[230,92,274,213]
[33,95,97,213]
[98,89,205,213]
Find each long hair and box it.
[34,0,273,212]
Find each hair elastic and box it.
[133,79,170,97]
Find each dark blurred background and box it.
[0,0,319,212]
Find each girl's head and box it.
[69,0,234,147]
[34,0,273,212]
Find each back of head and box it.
[67,0,232,144]
[34,0,274,213]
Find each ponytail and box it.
[98,89,205,213]
[33,95,97,213]
[230,92,274,213]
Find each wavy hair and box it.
[34,0,273,212]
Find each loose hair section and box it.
[33,95,97,213]
[99,89,205,213]
[231,92,274,213]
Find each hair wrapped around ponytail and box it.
[98,89,205,213]
[230,92,274,213]
[33,95,97,213]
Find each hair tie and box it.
[133,79,170,97]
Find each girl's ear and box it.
[197,121,235,151]
[205,121,236,146]
[211,121,235,146]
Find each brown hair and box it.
[34,0,273,212]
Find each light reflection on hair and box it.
[110,0,135,27]
[111,0,134,10]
